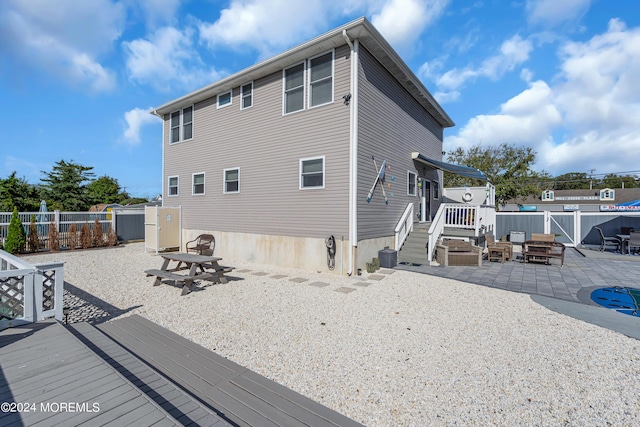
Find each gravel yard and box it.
[24,242,640,426]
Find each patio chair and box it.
[594,227,620,252]
[627,231,640,255]
[186,234,215,256]
[484,233,513,262]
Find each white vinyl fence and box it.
[0,249,64,330]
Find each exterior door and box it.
[420,179,431,222]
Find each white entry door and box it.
[420,179,431,222]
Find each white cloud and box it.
[526,0,591,27]
[123,26,224,91]
[131,0,181,28]
[198,0,449,56]
[445,19,640,175]
[0,0,124,91]
[371,0,449,48]
[437,35,533,91]
[122,108,159,146]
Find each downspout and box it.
[343,30,359,275]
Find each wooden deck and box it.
[1,315,363,427]
[97,315,364,427]
[0,320,181,427]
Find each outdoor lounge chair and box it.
[186,234,215,256]
[484,233,513,262]
[595,227,620,252]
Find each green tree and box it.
[444,143,540,207]
[599,174,640,189]
[40,160,95,211]
[86,175,125,205]
[552,172,590,190]
[0,172,40,212]
[5,207,26,254]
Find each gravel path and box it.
[24,243,640,426]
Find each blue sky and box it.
[2,0,639,198]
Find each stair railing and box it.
[394,203,414,250]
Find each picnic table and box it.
[145,252,234,295]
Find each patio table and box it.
[145,253,232,295]
[617,234,630,255]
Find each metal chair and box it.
[628,231,640,255]
[186,234,215,256]
[594,227,620,252]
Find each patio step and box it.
[67,321,229,427]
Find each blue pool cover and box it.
[591,287,640,317]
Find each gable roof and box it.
[151,17,454,128]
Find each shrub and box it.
[48,222,59,252]
[68,223,78,250]
[28,215,39,253]
[5,207,26,254]
[80,222,92,249]
[107,224,118,246]
[92,219,104,247]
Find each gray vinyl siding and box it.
[357,45,444,240]
[162,45,351,239]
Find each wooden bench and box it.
[144,269,215,295]
[522,239,566,267]
[436,239,483,266]
[199,264,235,284]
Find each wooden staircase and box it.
[397,222,430,265]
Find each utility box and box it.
[510,231,526,244]
[379,248,397,268]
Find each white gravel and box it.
[24,243,640,426]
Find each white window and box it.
[224,168,240,194]
[192,172,205,195]
[542,190,554,201]
[284,62,305,114]
[168,176,179,196]
[309,51,333,108]
[407,171,417,196]
[300,156,324,189]
[433,180,440,199]
[600,188,615,200]
[169,106,194,143]
[241,82,253,109]
[217,91,232,108]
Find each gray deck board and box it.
[68,321,228,427]
[98,314,364,427]
[0,320,180,427]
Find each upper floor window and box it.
[600,188,615,200]
[309,51,333,108]
[224,168,240,194]
[541,190,554,201]
[407,171,417,196]
[284,62,305,114]
[241,82,253,109]
[168,176,179,196]
[192,172,205,195]
[300,156,324,189]
[217,91,232,108]
[169,106,193,144]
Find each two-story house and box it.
[151,17,455,274]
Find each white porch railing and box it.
[394,203,414,250]
[0,250,64,330]
[427,203,496,264]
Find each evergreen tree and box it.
[40,160,95,211]
[5,207,26,254]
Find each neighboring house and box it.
[501,188,640,212]
[88,203,122,212]
[151,17,455,273]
